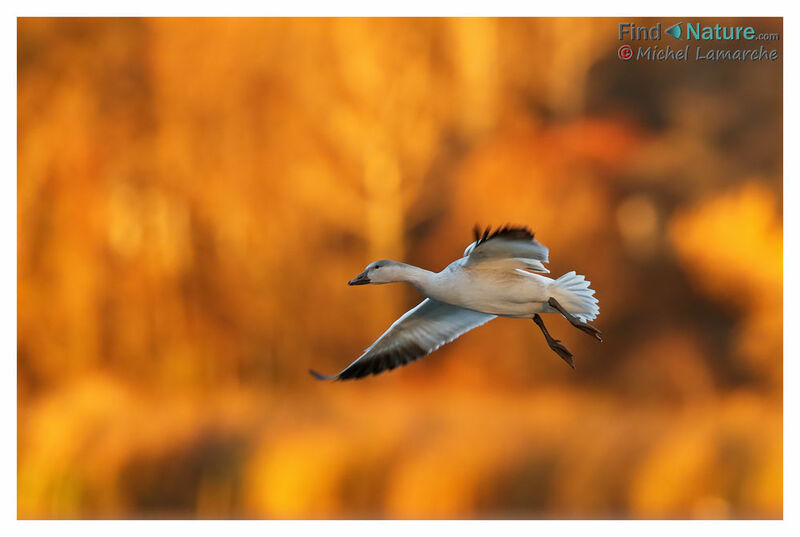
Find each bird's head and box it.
[348,260,404,285]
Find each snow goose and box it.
[310,225,600,380]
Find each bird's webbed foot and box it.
[533,314,575,369]
[547,297,603,342]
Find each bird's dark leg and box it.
[533,314,575,369]
[547,297,602,342]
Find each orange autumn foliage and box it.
[18,17,782,519]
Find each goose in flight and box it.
[310,226,601,380]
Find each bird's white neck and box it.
[387,263,437,294]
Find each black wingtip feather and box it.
[472,224,536,247]
[309,369,337,381]
[317,339,430,382]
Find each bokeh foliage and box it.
[18,17,782,519]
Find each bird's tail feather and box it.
[549,271,599,322]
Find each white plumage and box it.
[311,226,601,380]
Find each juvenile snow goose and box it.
[310,225,601,380]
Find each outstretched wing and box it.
[464,225,550,271]
[310,299,496,381]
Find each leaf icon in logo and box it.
[665,23,682,40]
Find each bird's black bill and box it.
[348,271,370,285]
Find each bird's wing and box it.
[310,299,496,381]
[463,225,549,269]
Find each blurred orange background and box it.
[17,17,782,519]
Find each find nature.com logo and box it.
[617,21,780,62]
